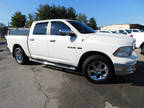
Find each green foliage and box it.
[36,4,77,20]
[26,14,35,28]
[88,17,98,30]
[36,4,51,20]
[0,27,8,38]
[76,13,88,24]
[51,5,67,19]
[67,7,77,20]
[11,12,26,27]
[11,4,98,29]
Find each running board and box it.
[29,58,76,70]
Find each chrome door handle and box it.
[30,39,34,41]
[50,40,56,42]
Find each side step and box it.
[29,58,76,70]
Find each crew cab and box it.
[6,19,137,83]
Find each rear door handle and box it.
[30,39,34,41]
[50,40,56,42]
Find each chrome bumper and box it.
[114,61,137,75]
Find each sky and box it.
[0,0,144,27]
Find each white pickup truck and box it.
[6,19,137,83]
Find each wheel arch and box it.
[140,42,144,49]
[13,44,25,57]
[78,51,115,72]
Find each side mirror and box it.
[59,29,76,37]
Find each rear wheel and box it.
[82,55,114,83]
[14,47,28,65]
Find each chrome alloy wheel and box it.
[87,61,109,81]
[15,49,23,63]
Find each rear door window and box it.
[33,22,48,35]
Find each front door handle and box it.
[30,39,35,41]
[50,40,56,42]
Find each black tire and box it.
[82,55,114,83]
[14,47,29,65]
[141,45,144,55]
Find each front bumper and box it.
[113,52,137,75]
[114,61,136,75]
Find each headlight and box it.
[113,46,133,57]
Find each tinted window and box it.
[111,31,117,34]
[99,31,110,33]
[133,30,139,32]
[9,29,29,36]
[119,30,125,34]
[125,30,131,33]
[68,21,95,34]
[33,22,48,35]
[51,21,70,35]
[140,30,144,32]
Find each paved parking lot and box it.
[0,43,144,108]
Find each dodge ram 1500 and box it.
[6,19,137,83]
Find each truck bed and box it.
[6,35,30,57]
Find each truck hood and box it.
[85,33,135,47]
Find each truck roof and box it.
[33,19,74,23]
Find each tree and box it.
[0,23,5,28]
[36,4,51,20]
[0,27,8,38]
[11,12,26,27]
[88,17,98,30]
[52,5,67,19]
[50,5,57,19]
[58,6,67,19]
[35,4,77,20]
[27,14,35,28]
[24,4,99,29]
[76,13,88,24]
[67,7,77,20]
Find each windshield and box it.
[68,21,95,34]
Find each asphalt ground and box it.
[0,43,144,108]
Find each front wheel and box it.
[82,55,114,83]
[14,47,28,65]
